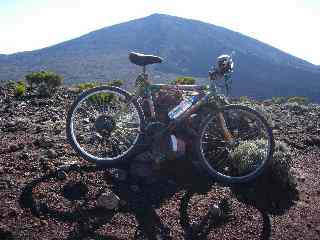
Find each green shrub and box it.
[38,82,50,97]
[15,81,26,97]
[285,102,309,114]
[25,71,63,96]
[171,76,195,85]
[88,92,115,105]
[239,96,250,103]
[287,96,308,105]
[230,140,294,187]
[78,80,124,92]
[272,96,287,104]
[45,73,63,91]
[5,80,16,90]
[231,140,298,212]
[109,79,124,87]
[76,82,117,104]
[78,82,100,92]
[230,139,267,175]
[263,141,296,192]
[77,80,123,104]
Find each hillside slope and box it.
[0,14,319,100]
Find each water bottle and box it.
[168,95,198,120]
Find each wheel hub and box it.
[94,115,116,135]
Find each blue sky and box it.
[1,0,319,65]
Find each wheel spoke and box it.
[199,105,273,183]
[68,87,142,162]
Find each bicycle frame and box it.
[134,70,234,141]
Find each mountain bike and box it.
[66,52,274,184]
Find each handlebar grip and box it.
[209,70,218,80]
[209,70,223,81]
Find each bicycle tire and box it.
[194,104,274,185]
[66,85,145,166]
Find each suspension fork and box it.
[217,111,234,142]
[206,86,234,142]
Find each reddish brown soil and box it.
[0,89,320,239]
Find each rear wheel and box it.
[195,104,274,185]
[66,86,145,166]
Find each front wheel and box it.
[194,104,274,185]
[66,86,145,166]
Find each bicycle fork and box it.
[217,111,234,142]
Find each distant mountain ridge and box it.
[0,14,319,101]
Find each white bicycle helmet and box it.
[216,54,234,74]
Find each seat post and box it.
[142,65,146,75]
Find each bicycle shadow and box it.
[231,170,299,216]
[229,168,299,240]
[19,158,278,240]
[179,190,272,240]
[19,165,120,240]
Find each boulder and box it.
[97,191,120,210]
[306,135,320,147]
[47,149,58,159]
[34,136,54,148]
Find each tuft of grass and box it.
[272,96,287,104]
[287,96,309,105]
[230,139,267,175]
[284,102,309,114]
[78,82,100,92]
[171,76,195,85]
[231,140,298,213]
[15,81,26,97]
[109,79,124,87]
[230,140,293,186]
[239,96,250,103]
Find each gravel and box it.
[0,87,319,239]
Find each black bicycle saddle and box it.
[129,52,163,66]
